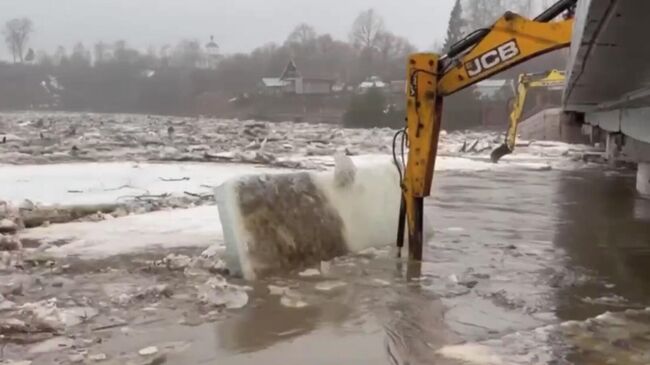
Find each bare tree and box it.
[3,18,34,63]
[70,42,91,68]
[376,32,415,62]
[171,39,205,68]
[112,40,141,64]
[36,50,54,68]
[375,31,396,60]
[349,9,385,50]
[94,42,108,64]
[285,23,317,46]
[54,45,68,66]
[464,0,505,29]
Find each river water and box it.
[5,163,650,365]
[85,165,649,365]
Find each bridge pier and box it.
[637,163,650,197]
[605,133,622,165]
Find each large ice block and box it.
[215,158,400,280]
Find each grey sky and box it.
[0,0,455,61]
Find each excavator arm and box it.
[397,0,576,260]
[491,69,567,162]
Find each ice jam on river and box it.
[3,112,648,365]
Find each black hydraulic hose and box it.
[535,0,578,22]
[396,198,406,257]
[446,28,490,59]
[392,128,406,182]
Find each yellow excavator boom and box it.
[490,69,566,162]
[397,0,576,260]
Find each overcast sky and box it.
[0,0,455,60]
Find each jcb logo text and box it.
[465,40,520,78]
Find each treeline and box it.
[1,0,566,129]
[0,9,417,116]
[342,0,566,130]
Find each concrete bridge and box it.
[564,0,650,195]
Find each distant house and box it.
[475,79,512,100]
[332,82,347,93]
[260,60,335,95]
[358,76,387,92]
[475,79,514,126]
[260,77,291,95]
[205,35,220,69]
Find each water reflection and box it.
[383,261,453,365]
[210,257,453,364]
[208,167,650,364]
[553,170,650,320]
[215,287,324,353]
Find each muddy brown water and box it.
[4,166,650,365]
